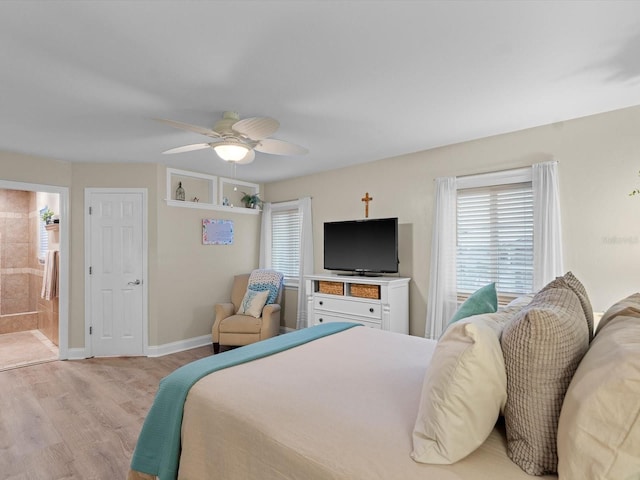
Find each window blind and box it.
[456,182,533,300]
[271,208,300,282]
[38,207,48,262]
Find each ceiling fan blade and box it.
[155,118,220,138]
[255,138,308,156]
[162,143,211,154]
[235,148,256,164]
[232,116,280,140]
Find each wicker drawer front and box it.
[318,281,344,295]
[351,283,380,299]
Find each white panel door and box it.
[89,192,144,356]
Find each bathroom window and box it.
[39,207,49,263]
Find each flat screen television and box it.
[323,217,399,275]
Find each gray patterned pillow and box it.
[501,283,589,475]
[562,271,594,341]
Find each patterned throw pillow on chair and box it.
[237,289,270,318]
[247,269,283,305]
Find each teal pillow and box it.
[449,283,498,324]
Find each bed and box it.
[129,283,640,480]
[177,326,555,480]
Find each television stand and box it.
[305,274,410,333]
[336,272,382,278]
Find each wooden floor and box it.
[0,345,212,480]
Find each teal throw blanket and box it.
[130,322,360,480]
[248,269,283,305]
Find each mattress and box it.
[178,326,556,479]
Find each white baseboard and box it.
[64,335,211,360]
[67,331,306,360]
[67,347,90,360]
[146,334,212,357]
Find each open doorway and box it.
[0,180,69,370]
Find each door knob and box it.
[128,279,142,286]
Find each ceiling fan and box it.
[157,111,308,164]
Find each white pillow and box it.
[411,315,507,464]
[237,289,270,318]
[557,296,640,479]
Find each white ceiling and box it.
[2,1,640,183]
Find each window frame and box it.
[456,167,533,304]
[270,200,302,288]
[38,206,49,264]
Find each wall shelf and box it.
[166,168,261,215]
[218,177,260,208]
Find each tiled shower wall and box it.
[0,189,44,335]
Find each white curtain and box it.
[296,197,314,329]
[259,202,272,268]
[532,161,564,290]
[425,177,458,339]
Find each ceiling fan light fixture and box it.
[213,142,250,162]
[158,112,307,162]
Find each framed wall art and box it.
[202,219,234,245]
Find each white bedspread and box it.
[179,327,557,480]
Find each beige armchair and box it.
[212,273,283,354]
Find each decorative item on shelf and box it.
[241,191,263,209]
[175,181,185,201]
[192,197,199,203]
[630,170,639,197]
[40,207,54,224]
[222,196,230,206]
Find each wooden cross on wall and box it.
[361,192,373,218]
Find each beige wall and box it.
[71,163,262,348]
[70,163,161,348]
[0,156,262,351]
[2,104,639,346]
[154,188,261,345]
[281,286,298,330]
[0,152,72,186]
[264,106,640,336]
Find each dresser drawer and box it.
[314,296,381,319]
[314,313,381,329]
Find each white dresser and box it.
[305,274,410,333]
